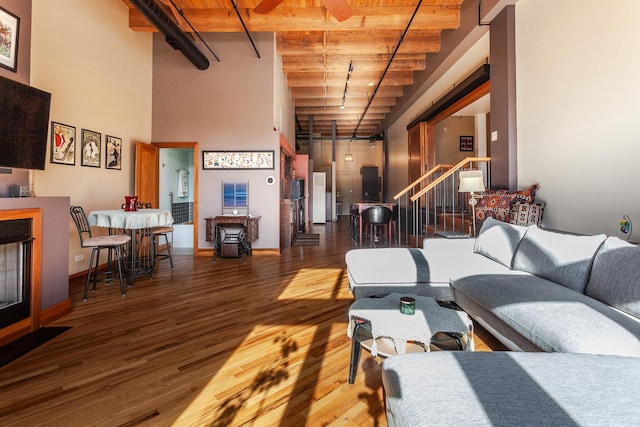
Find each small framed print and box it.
[0,6,20,73]
[459,135,474,152]
[105,135,122,170]
[81,129,101,167]
[50,122,76,165]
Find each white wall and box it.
[516,0,640,237]
[152,32,282,250]
[30,0,153,275]
[273,36,296,147]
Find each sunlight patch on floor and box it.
[277,268,351,300]
[174,324,318,426]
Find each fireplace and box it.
[0,208,41,343]
[0,219,33,329]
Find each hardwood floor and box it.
[0,218,504,426]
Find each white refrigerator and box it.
[312,172,326,223]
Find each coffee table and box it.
[347,293,474,383]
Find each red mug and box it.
[124,196,138,211]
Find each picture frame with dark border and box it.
[0,6,20,73]
[203,150,275,170]
[81,129,101,168]
[459,135,474,152]
[105,135,122,170]
[50,121,76,165]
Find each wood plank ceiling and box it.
[122,0,463,139]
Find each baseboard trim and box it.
[41,299,72,326]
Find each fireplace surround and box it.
[0,208,41,344]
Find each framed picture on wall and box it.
[203,150,275,170]
[105,135,122,170]
[459,135,474,152]
[81,129,101,167]
[0,6,20,73]
[50,122,76,165]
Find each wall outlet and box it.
[75,254,84,262]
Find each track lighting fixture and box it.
[340,61,354,110]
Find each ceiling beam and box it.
[128,6,461,33]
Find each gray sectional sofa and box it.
[345,217,640,425]
[346,217,640,355]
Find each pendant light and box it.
[344,139,353,162]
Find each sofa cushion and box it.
[512,226,606,293]
[345,239,519,300]
[473,217,528,268]
[382,352,640,427]
[586,237,640,318]
[451,273,640,355]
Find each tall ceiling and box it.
[121,0,464,139]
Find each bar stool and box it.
[70,206,131,301]
[361,206,393,247]
[151,226,174,273]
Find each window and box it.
[222,182,248,215]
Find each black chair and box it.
[213,223,251,263]
[349,205,360,244]
[361,206,393,247]
[70,206,131,301]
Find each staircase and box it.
[393,157,491,247]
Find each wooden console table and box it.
[205,215,261,243]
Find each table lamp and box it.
[458,170,485,236]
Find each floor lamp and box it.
[458,170,486,236]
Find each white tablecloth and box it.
[88,209,174,230]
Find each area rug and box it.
[0,326,71,368]
[293,233,320,246]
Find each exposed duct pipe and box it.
[130,0,210,70]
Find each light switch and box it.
[491,131,498,142]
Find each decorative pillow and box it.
[510,202,546,227]
[474,184,539,223]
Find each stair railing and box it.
[393,164,453,247]
[394,157,491,246]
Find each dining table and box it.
[353,202,395,247]
[87,209,174,284]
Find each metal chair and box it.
[361,206,393,247]
[135,202,173,275]
[349,205,360,244]
[70,206,131,301]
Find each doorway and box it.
[151,142,199,254]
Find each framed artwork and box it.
[203,150,275,170]
[81,129,101,168]
[105,135,122,170]
[50,122,76,165]
[459,135,474,152]
[0,6,20,73]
